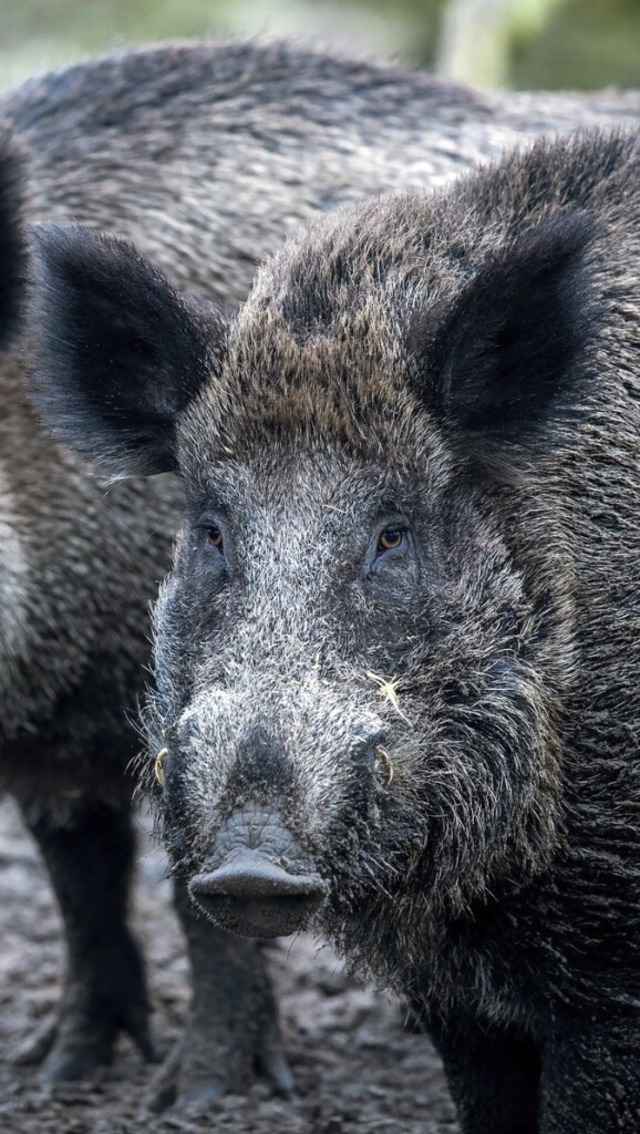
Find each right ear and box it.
[28,222,228,477]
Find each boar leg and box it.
[540,1016,639,1133]
[148,878,292,1109]
[426,1004,540,1134]
[15,795,155,1079]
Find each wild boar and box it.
[30,128,640,1132]
[5,34,640,1108]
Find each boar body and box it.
[31,129,640,1132]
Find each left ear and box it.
[409,211,598,448]
[28,222,227,478]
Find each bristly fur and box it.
[0,126,27,358]
[30,127,640,1131]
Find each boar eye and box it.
[206,525,224,552]
[377,528,404,556]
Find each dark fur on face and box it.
[29,129,640,1130]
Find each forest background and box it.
[2,0,640,94]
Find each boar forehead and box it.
[180,330,452,474]
[177,192,476,470]
[178,308,455,502]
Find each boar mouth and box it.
[189,848,328,937]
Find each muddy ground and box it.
[0,797,457,1134]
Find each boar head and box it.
[29,165,598,977]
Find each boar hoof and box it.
[189,850,328,938]
[13,979,156,1080]
[144,1008,294,1112]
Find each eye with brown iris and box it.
[206,525,224,552]
[377,528,404,555]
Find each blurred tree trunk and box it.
[437,0,561,88]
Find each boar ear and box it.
[409,211,597,451]
[29,222,227,478]
[0,128,27,358]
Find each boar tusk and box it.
[376,746,393,787]
[154,747,168,786]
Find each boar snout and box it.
[189,805,327,938]
[189,849,327,937]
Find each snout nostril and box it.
[189,849,327,938]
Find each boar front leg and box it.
[540,1014,640,1133]
[15,794,155,1079]
[147,878,293,1109]
[425,1003,540,1134]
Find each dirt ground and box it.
[0,797,457,1134]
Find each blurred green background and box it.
[1,0,640,92]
